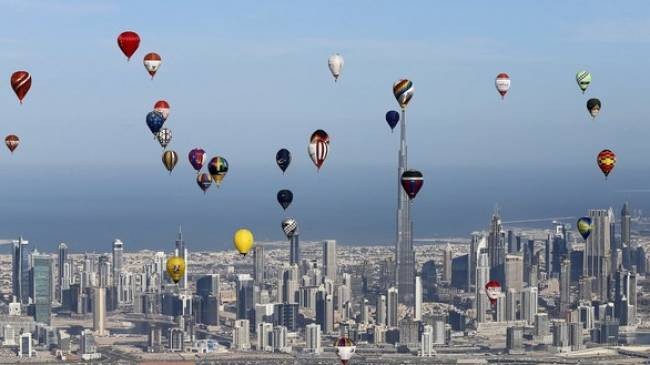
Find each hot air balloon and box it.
[577,217,592,240]
[276,148,291,173]
[495,73,510,99]
[157,128,172,149]
[188,148,206,172]
[166,256,185,284]
[143,52,162,79]
[196,173,212,193]
[587,98,601,118]
[146,111,165,136]
[310,129,330,144]
[233,228,254,256]
[328,53,344,82]
[154,100,170,120]
[117,31,140,61]
[597,149,616,178]
[281,218,298,239]
[485,280,501,305]
[10,71,31,104]
[335,337,356,365]
[576,71,591,93]
[5,135,19,153]
[277,189,293,210]
[393,79,414,110]
[207,156,229,187]
[385,110,400,132]
[309,140,329,170]
[401,170,424,200]
[162,150,178,174]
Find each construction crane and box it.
[501,216,575,224]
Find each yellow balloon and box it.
[233,228,254,256]
[166,256,185,283]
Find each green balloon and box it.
[576,71,591,93]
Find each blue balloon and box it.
[276,148,291,173]
[385,110,400,131]
[277,189,293,210]
[146,111,166,135]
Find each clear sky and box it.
[1,1,649,251]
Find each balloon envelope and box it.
[393,79,414,109]
[385,110,400,131]
[597,149,616,177]
[485,280,501,304]
[207,156,229,186]
[276,148,291,173]
[335,337,356,364]
[10,71,31,104]
[587,98,601,118]
[281,218,298,238]
[157,128,172,148]
[143,52,162,78]
[308,140,329,170]
[5,135,19,153]
[166,256,185,283]
[162,150,178,173]
[188,148,206,172]
[576,71,591,93]
[146,111,165,135]
[196,173,212,193]
[117,31,140,60]
[328,53,344,81]
[401,170,424,199]
[495,73,510,98]
[577,217,592,240]
[310,129,330,144]
[154,100,170,120]
[277,189,293,210]
[233,228,254,256]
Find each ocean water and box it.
[1,162,649,253]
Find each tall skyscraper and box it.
[521,286,538,325]
[414,276,422,320]
[232,319,250,350]
[112,239,123,288]
[488,208,505,282]
[12,237,30,303]
[395,109,415,307]
[476,252,490,297]
[98,255,111,288]
[323,240,337,282]
[504,254,523,292]
[621,203,632,269]
[583,209,612,301]
[443,244,452,283]
[305,323,321,354]
[289,234,300,266]
[30,250,52,325]
[57,242,68,303]
[254,245,265,283]
[559,259,571,316]
[315,290,333,334]
[174,228,188,289]
[93,287,106,336]
[387,287,399,327]
[376,295,386,326]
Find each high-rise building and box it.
[305,323,321,354]
[254,245,265,283]
[523,239,535,285]
[168,328,184,352]
[584,209,612,301]
[12,237,30,304]
[614,268,637,325]
[376,295,386,326]
[414,275,422,320]
[487,208,505,282]
[31,251,52,325]
[506,326,523,352]
[112,239,123,288]
[257,322,273,351]
[197,274,220,298]
[395,109,415,307]
[443,244,452,283]
[476,289,489,323]
[323,240,337,282]
[476,252,490,297]
[421,325,434,357]
[421,260,437,301]
[19,332,32,358]
[57,243,68,303]
[387,287,399,327]
[80,329,96,355]
[504,254,523,292]
[272,325,288,352]
[289,234,300,266]
[174,228,189,289]
[552,320,570,351]
[560,259,571,316]
[236,275,255,329]
[621,203,632,269]
[98,255,111,289]
[569,321,583,351]
[521,286,538,325]
[232,319,250,350]
[468,234,486,291]
[315,290,333,334]
[506,289,518,322]
[433,320,446,345]
[535,313,549,337]
[399,316,420,345]
[93,287,106,336]
[548,223,569,277]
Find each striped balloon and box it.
[393,79,414,109]
[10,71,31,104]
[162,150,178,174]
[401,169,424,199]
[196,173,212,193]
[597,149,616,178]
[308,140,328,170]
[576,71,591,93]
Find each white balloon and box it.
[328,53,344,81]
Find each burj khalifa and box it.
[393,79,416,307]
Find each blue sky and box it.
[1,1,649,251]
